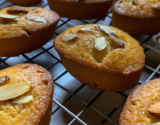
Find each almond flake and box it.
[99,25,117,35]
[110,35,125,48]
[0,82,31,101]
[155,34,160,44]
[7,6,29,14]
[148,102,160,119]
[26,14,47,24]
[152,4,160,9]
[79,26,93,33]
[0,75,10,84]
[80,27,91,31]
[0,13,19,20]
[94,37,107,51]
[61,33,78,42]
[13,95,33,104]
[98,25,124,48]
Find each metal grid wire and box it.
[0,0,160,125]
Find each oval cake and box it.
[47,0,113,20]
[53,24,145,91]
[0,63,54,125]
[120,78,160,125]
[0,5,60,57]
[112,0,160,35]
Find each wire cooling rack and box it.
[0,0,160,125]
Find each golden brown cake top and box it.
[120,78,160,125]
[53,24,145,74]
[0,63,53,125]
[113,0,160,18]
[0,6,60,39]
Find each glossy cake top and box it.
[0,64,53,125]
[53,24,145,74]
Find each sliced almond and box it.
[79,27,93,34]
[26,14,47,24]
[79,27,91,32]
[99,25,117,35]
[98,25,124,48]
[155,34,160,43]
[0,75,10,84]
[61,33,78,42]
[13,95,33,104]
[7,6,29,14]
[110,35,125,48]
[0,82,30,101]
[148,102,160,119]
[152,4,160,9]
[0,13,19,20]
[94,37,107,51]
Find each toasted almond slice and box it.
[94,37,107,51]
[61,33,78,42]
[80,27,91,31]
[0,82,30,101]
[155,34,160,44]
[148,102,160,119]
[7,6,29,14]
[98,25,124,48]
[152,4,160,9]
[13,95,33,104]
[0,13,19,20]
[79,26,93,33]
[0,75,10,84]
[26,14,47,24]
[99,25,117,35]
[110,35,125,48]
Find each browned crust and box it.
[0,6,60,57]
[0,63,54,125]
[47,0,113,20]
[7,0,42,5]
[58,51,143,91]
[53,24,145,91]
[39,83,53,125]
[112,0,160,35]
[119,78,160,125]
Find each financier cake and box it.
[47,0,113,20]
[7,0,42,5]
[0,63,54,125]
[53,24,145,91]
[0,5,60,57]
[112,0,160,35]
[119,78,160,125]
